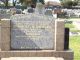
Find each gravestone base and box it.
[0,50,73,60]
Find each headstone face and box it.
[0,9,11,19]
[0,14,11,19]
[11,14,55,50]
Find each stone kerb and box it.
[55,20,65,51]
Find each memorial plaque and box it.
[11,14,55,50]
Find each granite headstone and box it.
[11,14,55,50]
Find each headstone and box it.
[10,7,17,15]
[36,2,44,14]
[16,9,22,14]
[0,9,11,19]
[0,14,11,19]
[10,14,55,49]
[0,9,6,14]
[45,9,53,16]
[28,8,34,13]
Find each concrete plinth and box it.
[1,57,64,60]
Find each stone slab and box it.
[11,14,55,50]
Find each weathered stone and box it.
[11,14,55,50]
[55,20,65,51]
[1,19,10,51]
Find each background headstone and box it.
[36,2,44,14]
[45,9,53,16]
[16,9,22,14]
[28,8,34,13]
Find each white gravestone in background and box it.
[11,14,55,50]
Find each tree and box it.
[5,0,8,8]
[72,1,78,6]
[61,1,78,8]
[13,0,16,6]
[0,0,9,8]
[19,0,31,6]
[19,0,44,6]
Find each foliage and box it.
[0,0,9,3]
[72,1,78,6]
[13,0,16,6]
[0,0,9,8]
[0,4,5,6]
[61,1,78,8]
[19,0,31,6]
[19,0,44,6]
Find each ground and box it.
[70,36,80,60]
[65,18,80,60]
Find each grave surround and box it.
[0,14,73,60]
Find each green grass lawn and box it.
[65,23,74,28]
[70,36,80,60]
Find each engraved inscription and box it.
[11,14,55,49]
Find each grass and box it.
[70,29,80,32]
[70,36,80,60]
[65,23,74,28]
[65,22,80,60]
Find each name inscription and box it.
[11,15,55,49]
